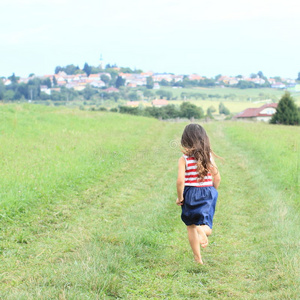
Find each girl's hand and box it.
[176,198,184,206]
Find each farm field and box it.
[163,87,300,114]
[161,86,300,101]
[0,105,299,299]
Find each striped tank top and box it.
[183,154,213,187]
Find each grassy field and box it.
[0,105,299,299]
[161,86,300,101]
[162,87,300,114]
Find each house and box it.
[126,101,140,107]
[233,103,278,122]
[88,74,101,81]
[152,99,169,107]
[271,83,286,89]
[153,82,160,89]
[90,80,105,88]
[50,88,61,93]
[4,79,11,85]
[189,74,204,81]
[228,79,239,85]
[73,85,86,91]
[268,78,276,85]
[65,82,78,89]
[127,82,137,88]
[104,87,119,93]
[40,85,51,95]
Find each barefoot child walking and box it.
[176,124,221,264]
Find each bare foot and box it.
[196,226,208,248]
[194,257,204,264]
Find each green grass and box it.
[0,104,299,299]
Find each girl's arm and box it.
[210,155,221,189]
[176,156,186,206]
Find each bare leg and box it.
[196,226,208,248]
[187,225,203,264]
[200,225,212,236]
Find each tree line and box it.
[99,101,231,120]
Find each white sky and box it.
[1,0,299,78]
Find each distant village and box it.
[2,70,300,95]
[2,56,300,97]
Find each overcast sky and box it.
[1,0,299,78]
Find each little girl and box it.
[176,123,221,264]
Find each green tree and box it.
[0,80,5,99]
[146,76,154,89]
[27,78,41,100]
[15,83,28,99]
[159,79,169,86]
[156,90,172,99]
[219,102,230,115]
[236,80,256,89]
[144,106,161,118]
[215,74,222,81]
[55,66,62,74]
[119,106,141,115]
[111,92,119,102]
[161,104,180,119]
[119,67,134,73]
[128,91,139,101]
[257,71,264,78]
[207,105,216,115]
[115,76,125,88]
[64,64,79,75]
[83,63,92,76]
[40,92,51,100]
[100,74,110,86]
[51,91,63,101]
[270,92,300,125]
[144,90,154,99]
[41,78,52,88]
[105,68,119,80]
[198,78,215,87]
[3,90,15,100]
[8,73,19,83]
[83,84,96,100]
[180,102,204,119]
[90,66,102,74]
[273,76,281,82]
[52,76,57,86]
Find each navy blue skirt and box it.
[181,186,218,228]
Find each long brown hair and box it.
[181,123,214,180]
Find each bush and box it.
[119,106,141,116]
[219,102,230,115]
[180,102,204,119]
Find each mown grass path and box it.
[1,110,299,299]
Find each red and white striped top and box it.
[183,154,213,187]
